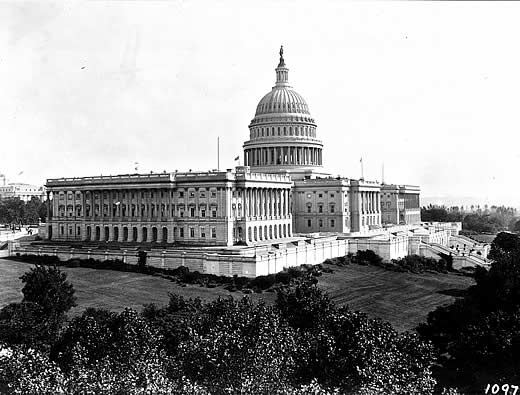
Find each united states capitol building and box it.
[16,48,489,276]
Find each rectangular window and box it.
[307,205,312,213]
[330,193,335,198]
[307,219,312,227]
[211,191,217,198]
[319,219,323,227]
[180,210,184,218]
[190,228,195,238]
[201,227,205,238]
[179,191,184,198]
[60,226,64,235]
[190,207,195,217]
[180,228,184,237]
[318,193,322,198]
[330,219,335,228]
[189,191,195,198]
[69,227,73,235]
[212,228,216,238]
[77,226,81,235]
[201,209,206,218]
[318,205,323,213]
[200,192,206,198]
[330,205,335,213]
[212,209,217,218]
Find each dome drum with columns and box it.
[243,47,328,180]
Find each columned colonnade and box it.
[242,187,291,218]
[244,146,322,167]
[359,191,381,214]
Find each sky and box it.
[1,1,520,207]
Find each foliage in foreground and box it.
[418,231,520,392]
[0,265,76,349]
[0,263,438,394]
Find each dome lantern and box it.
[276,45,289,86]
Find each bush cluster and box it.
[388,255,449,274]
[10,254,326,294]
[324,251,450,275]
[324,250,383,266]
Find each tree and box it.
[276,281,436,394]
[172,297,298,393]
[0,302,59,348]
[20,265,76,316]
[276,281,335,330]
[54,309,171,394]
[137,250,148,270]
[0,266,76,349]
[0,343,65,394]
[488,231,520,261]
[418,232,520,391]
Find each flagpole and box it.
[360,157,364,180]
[217,136,220,171]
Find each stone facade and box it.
[45,167,293,246]
[380,184,421,225]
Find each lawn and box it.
[319,263,474,332]
[0,259,275,316]
[0,258,473,332]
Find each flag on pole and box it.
[234,156,240,161]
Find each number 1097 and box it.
[485,384,519,395]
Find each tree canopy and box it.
[418,232,520,391]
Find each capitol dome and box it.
[243,47,326,181]
[255,87,311,116]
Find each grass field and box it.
[0,258,474,332]
[0,259,275,316]
[318,264,474,331]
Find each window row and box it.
[57,204,219,218]
[305,204,336,213]
[250,125,316,139]
[57,190,220,201]
[59,225,218,240]
[307,218,335,228]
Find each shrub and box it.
[250,274,276,290]
[275,271,292,285]
[356,250,383,265]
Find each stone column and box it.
[243,187,248,218]
[280,189,283,217]
[255,188,259,217]
[251,188,254,217]
[286,189,290,217]
[270,189,274,218]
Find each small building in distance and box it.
[0,183,46,202]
